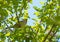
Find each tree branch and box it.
[49,27,59,42]
[42,24,56,42]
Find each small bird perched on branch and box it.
[13,19,27,28]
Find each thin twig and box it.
[3,21,13,32]
[15,9,19,22]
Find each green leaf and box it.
[23,0,27,9]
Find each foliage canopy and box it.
[0,0,60,42]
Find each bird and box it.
[13,19,27,28]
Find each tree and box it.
[0,0,60,42]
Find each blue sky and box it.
[27,0,46,26]
[27,0,41,26]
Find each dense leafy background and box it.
[0,0,60,42]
